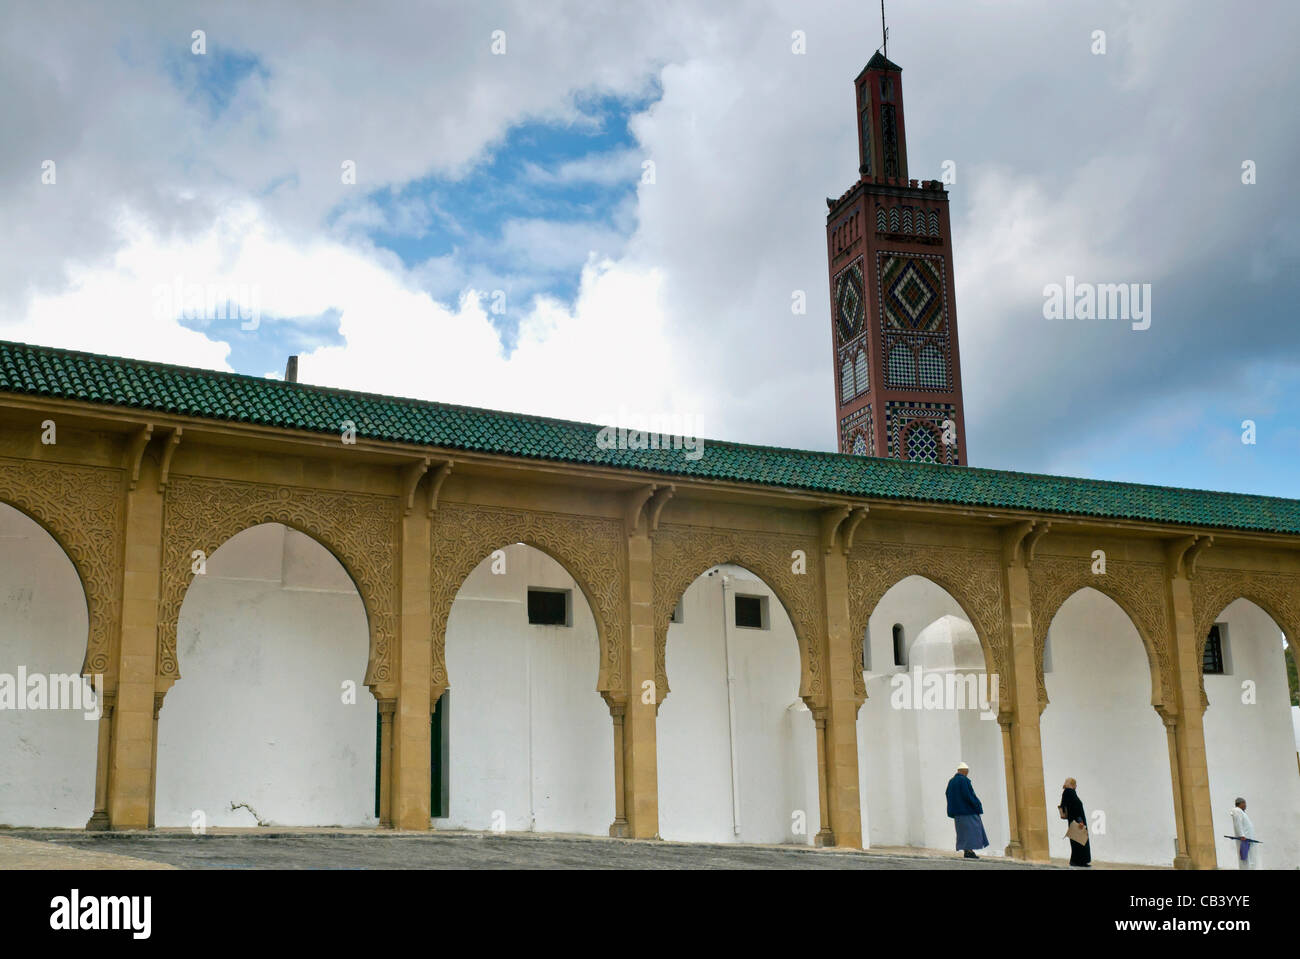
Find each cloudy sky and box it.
[4,0,1298,497]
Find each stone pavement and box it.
[0,828,1073,870]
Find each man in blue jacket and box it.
[946,762,989,859]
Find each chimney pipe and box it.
[284,355,299,383]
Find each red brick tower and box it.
[827,51,968,464]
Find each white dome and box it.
[910,615,985,671]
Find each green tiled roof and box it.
[2,338,1299,536]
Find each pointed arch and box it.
[1029,556,1173,714]
[159,475,398,696]
[651,524,824,708]
[430,503,626,701]
[1191,567,1300,711]
[846,543,1009,710]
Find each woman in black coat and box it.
[1060,777,1091,867]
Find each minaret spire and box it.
[881,0,888,61]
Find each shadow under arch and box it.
[430,503,627,701]
[158,478,394,697]
[846,545,1009,713]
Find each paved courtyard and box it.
[0,829,1063,870]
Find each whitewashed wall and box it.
[657,565,819,844]
[1041,588,1179,865]
[436,544,614,835]
[0,503,95,826]
[154,523,375,827]
[1202,599,1300,868]
[857,577,1007,853]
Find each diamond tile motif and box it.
[835,260,865,342]
[881,255,944,332]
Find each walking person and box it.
[1059,777,1091,867]
[945,761,988,859]
[1228,797,1261,869]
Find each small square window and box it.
[1203,624,1227,675]
[735,594,767,630]
[527,588,570,626]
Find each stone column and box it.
[85,690,116,830]
[1002,561,1050,861]
[818,546,863,848]
[377,699,396,828]
[391,501,432,830]
[997,717,1021,859]
[106,450,166,829]
[1165,572,1215,868]
[620,530,659,838]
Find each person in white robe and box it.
[1229,797,1260,869]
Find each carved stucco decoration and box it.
[0,457,124,683]
[430,503,627,700]
[846,543,1009,709]
[159,475,398,694]
[651,523,825,707]
[1029,556,1173,715]
[1191,567,1300,713]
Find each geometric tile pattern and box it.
[887,342,915,387]
[880,254,944,332]
[917,342,947,389]
[834,258,865,344]
[886,400,958,464]
[878,252,951,392]
[904,422,941,463]
[840,404,874,456]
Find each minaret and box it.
[827,51,968,464]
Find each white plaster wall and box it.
[0,503,95,826]
[437,544,614,835]
[1041,588,1178,865]
[1202,600,1300,868]
[857,577,1007,853]
[155,523,375,827]
[658,566,819,844]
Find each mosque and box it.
[1,52,1298,869]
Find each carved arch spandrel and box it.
[430,503,627,700]
[0,457,124,683]
[159,476,399,695]
[1029,556,1173,715]
[846,543,1009,709]
[1191,567,1300,713]
[651,524,825,708]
